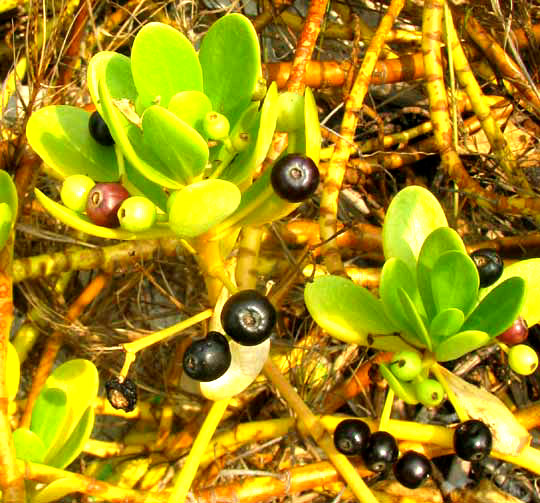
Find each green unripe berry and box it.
[61,175,96,213]
[203,112,230,140]
[508,344,538,376]
[230,131,250,152]
[117,196,156,232]
[0,202,13,251]
[414,378,444,406]
[390,350,422,382]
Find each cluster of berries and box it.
[333,418,492,489]
[61,112,157,232]
[183,290,276,382]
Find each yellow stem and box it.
[122,309,213,354]
[379,389,394,432]
[169,398,230,503]
[263,359,380,503]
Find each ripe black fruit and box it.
[394,451,432,489]
[333,419,371,456]
[89,111,115,146]
[183,331,231,382]
[105,376,137,412]
[270,154,320,202]
[470,248,503,288]
[221,290,276,346]
[454,419,492,462]
[86,182,130,228]
[362,431,398,472]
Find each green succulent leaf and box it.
[26,106,119,182]
[13,428,46,463]
[141,105,209,183]
[221,83,279,185]
[462,276,526,337]
[379,258,423,347]
[48,406,95,468]
[0,203,12,251]
[93,53,184,189]
[34,479,78,503]
[199,13,261,127]
[34,189,174,240]
[30,387,68,453]
[41,360,98,465]
[7,342,20,401]
[429,308,465,340]
[168,90,213,137]
[430,250,479,317]
[417,227,466,320]
[302,87,321,165]
[123,160,168,212]
[379,363,419,404]
[480,258,540,327]
[304,275,397,346]
[434,330,490,362]
[168,179,241,238]
[382,186,448,274]
[397,287,431,350]
[131,22,202,110]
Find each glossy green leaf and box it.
[34,189,174,240]
[431,250,479,316]
[221,83,279,185]
[199,13,261,127]
[379,363,419,404]
[397,287,431,350]
[462,277,526,337]
[30,387,68,452]
[93,54,184,189]
[131,22,202,110]
[480,258,540,327]
[123,160,167,212]
[142,105,208,183]
[48,407,95,468]
[26,106,119,182]
[417,227,466,320]
[13,428,46,463]
[434,330,490,362]
[0,203,12,251]
[382,186,448,274]
[7,342,19,401]
[276,91,304,132]
[0,170,17,219]
[429,308,464,339]
[303,87,321,165]
[168,90,212,137]
[379,258,422,346]
[304,275,397,346]
[168,179,241,238]
[34,479,77,503]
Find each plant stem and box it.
[379,388,394,432]
[168,398,230,503]
[122,309,213,354]
[263,358,380,503]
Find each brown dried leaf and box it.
[437,366,530,456]
[460,479,525,503]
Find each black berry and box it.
[394,451,432,489]
[86,182,130,227]
[470,249,503,288]
[183,331,231,382]
[362,431,398,472]
[89,111,115,146]
[105,376,137,412]
[333,419,371,456]
[270,154,320,203]
[454,419,492,462]
[221,290,276,346]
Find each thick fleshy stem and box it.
[263,358,380,503]
[168,398,230,503]
[319,0,406,275]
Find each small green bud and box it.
[203,112,230,140]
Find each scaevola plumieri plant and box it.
[305,186,540,407]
